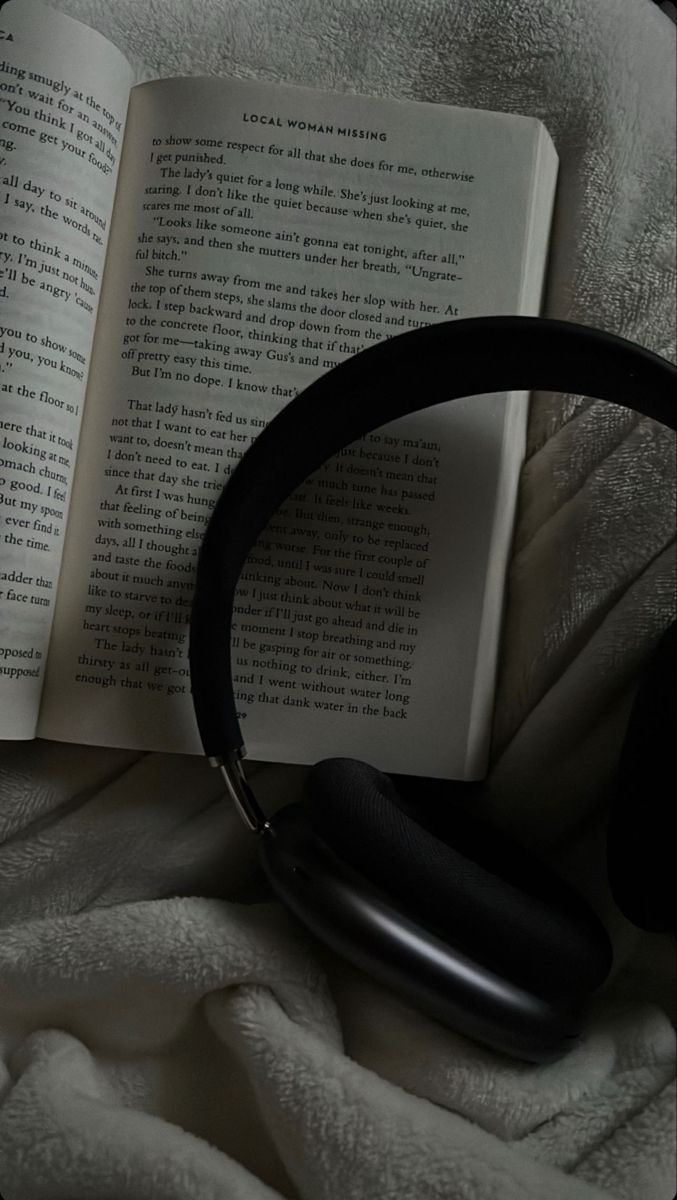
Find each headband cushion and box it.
[303,758,612,997]
[190,318,677,759]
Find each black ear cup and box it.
[262,798,587,1060]
[607,620,676,932]
[303,758,613,997]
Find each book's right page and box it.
[39,77,557,777]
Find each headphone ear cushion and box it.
[304,758,612,997]
[607,619,676,932]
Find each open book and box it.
[0,0,558,778]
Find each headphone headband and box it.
[189,316,676,771]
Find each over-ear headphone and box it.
[189,316,676,1061]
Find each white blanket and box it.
[1,1,675,1198]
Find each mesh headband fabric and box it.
[188,316,677,758]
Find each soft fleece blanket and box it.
[1,1,675,1198]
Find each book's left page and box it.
[0,1,133,737]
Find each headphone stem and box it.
[210,750,273,836]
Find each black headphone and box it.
[189,316,676,1061]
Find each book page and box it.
[0,0,132,737]
[40,77,556,777]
